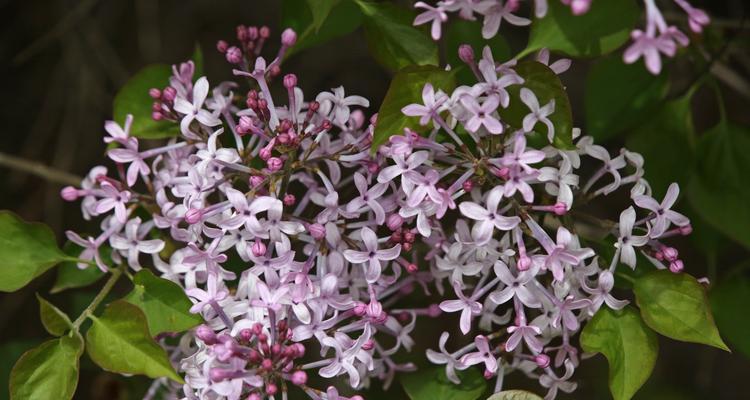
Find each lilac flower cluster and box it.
[412,0,709,74]
[59,21,694,400]
[390,46,692,399]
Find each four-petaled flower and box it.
[459,186,521,244]
[173,76,222,137]
[343,227,401,283]
[633,183,689,238]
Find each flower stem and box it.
[72,263,125,330]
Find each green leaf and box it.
[9,333,83,400]
[307,0,338,31]
[36,294,73,336]
[580,306,658,400]
[498,61,574,148]
[444,19,511,85]
[356,0,439,71]
[585,54,670,142]
[688,122,750,249]
[113,64,180,139]
[524,0,639,58]
[86,300,184,383]
[711,273,750,358]
[371,65,456,151]
[50,241,107,294]
[0,211,66,292]
[401,365,486,400]
[486,390,544,400]
[626,96,695,195]
[282,0,363,57]
[634,270,728,351]
[124,269,202,336]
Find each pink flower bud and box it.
[225,46,242,64]
[402,242,413,251]
[361,339,375,351]
[535,354,551,368]
[60,186,79,201]
[261,358,273,370]
[483,369,495,379]
[309,223,326,240]
[247,26,259,40]
[283,73,298,89]
[185,208,203,224]
[248,394,261,400]
[249,175,264,188]
[662,247,679,262]
[252,240,267,257]
[267,157,283,172]
[283,194,296,206]
[553,202,568,216]
[458,44,475,64]
[239,116,254,131]
[259,26,270,39]
[265,382,277,395]
[216,40,228,53]
[462,179,474,192]
[162,86,177,102]
[151,111,163,121]
[353,302,367,317]
[195,325,217,345]
[148,88,161,99]
[367,161,379,174]
[239,328,253,342]
[428,304,442,317]
[291,370,307,385]
[669,260,684,273]
[281,28,297,46]
[570,0,592,15]
[386,214,403,231]
[517,255,532,271]
[679,224,693,235]
[236,24,248,41]
[406,263,418,274]
[209,368,232,382]
[350,109,366,129]
[403,230,416,243]
[277,133,290,144]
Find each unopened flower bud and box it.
[406,263,418,274]
[283,73,298,89]
[386,214,404,231]
[367,161,379,174]
[216,40,228,53]
[283,194,296,206]
[252,240,267,257]
[259,26,270,39]
[247,26,259,40]
[462,179,474,192]
[458,44,475,64]
[239,328,253,342]
[662,247,679,262]
[267,157,283,172]
[151,111,163,121]
[249,175,264,188]
[226,46,242,64]
[162,86,177,102]
[517,255,532,271]
[553,202,568,216]
[428,304,442,317]
[291,370,307,385]
[353,302,367,317]
[309,223,326,240]
[60,186,79,201]
[361,339,375,351]
[195,325,217,344]
[669,260,684,273]
[483,369,494,379]
[350,110,366,129]
[281,28,297,46]
[265,382,277,395]
[148,88,161,99]
[209,368,232,382]
[402,242,413,251]
[535,354,551,368]
[571,0,592,15]
[248,394,261,400]
[679,224,693,235]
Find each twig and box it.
[0,151,82,186]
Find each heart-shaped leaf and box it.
[9,333,83,400]
[125,269,202,336]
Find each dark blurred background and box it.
[1,1,749,399]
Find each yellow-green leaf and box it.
[125,269,202,336]
[36,294,72,336]
[10,333,83,400]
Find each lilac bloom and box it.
[65,231,108,272]
[173,76,221,137]
[109,217,165,269]
[471,60,524,107]
[551,296,590,331]
[413,2,448,40]
[426,332,466,384]
[584,144,627,195]
[536,48,572,74]
[316,86,369,126]
[460,335,498,373]
[615,206,649,267]
[506,316,543,353]
[488,261,540,308]
[186,274,229,313]
[220,190,278,231]
[633,183,689,238]
[346,173,388,224]
[478,0,531,39]
[520,88,556,142]
[623,27,687,75]
[490,133,545,174]
[439,282,483,334]
[435,242,484,285]
[94,182,131,223]
[539,360,577,400]
[674,0,710,33]
[107,140,149,187]
[343,227,401,283]
[406,169,441,207]
[461,95,504,134]
[504,168,538,203]
[528,220,595,282]
[319,325,373,388]
[103,114,136,148]
[378,151,429,184]
[250,281,290,312]
[458,186,520,244]
[538,159,578,207]
[196,129,240,176]
[401,84,449,126]
[582,270,629,314]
